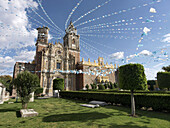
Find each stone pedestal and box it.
[20,109,38,117]
[29,92,34,102]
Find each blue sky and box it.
[0,0,170,80]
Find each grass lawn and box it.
[0,98,170,128]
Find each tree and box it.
[147,80,156,91]
[90,84,94,89]
[53,78,64,90]
[108,82,114,89]
[93,83,97,89]
[119,64,147,116]
[85,84,89,90]
[98,84,105,90]
[114,83,118,88]
[157,72,170,90]
[162,65,170,72]
[35,87,43,96]
[14,71,40,109]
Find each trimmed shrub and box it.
[114,83,118,88]
[108,82,114,89]
[157,72,170,89]
[98,84,105,90]
[85,84,89,90]
[147,80,156,91]
[35,87,43,96]
[90,84,94,89]
[53,78,64,90]
[119,63,147,116]
[94,84,97,89]
[104,84,109,89]
[119,64,147,91]
[60,91,170,111]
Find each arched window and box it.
[72,39,75,44]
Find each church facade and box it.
[13,22,118,96]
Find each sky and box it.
[0,0,170,80]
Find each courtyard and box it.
[0,98,170,128]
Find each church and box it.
[13,22,119,96]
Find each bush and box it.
[93,84,97,89]
[53,78,64,90]
[104,84,109,89]
[119,64,147,91]
[60,91,170,111]
[119,63,147,116]
[85,84,89,90]
[35,87,43,96]
[147,80,156,91]
[157,72,170,89]
[90,84,94,89]
[98,84,105,90]
[114,83,118,88]
[108,82,114,89]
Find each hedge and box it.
[53,78,64,90]
[35,87,43,95]
[60,91,170,111]
[119,64,147,91]
[157,72,170,89]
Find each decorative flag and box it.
[150,8,156,13]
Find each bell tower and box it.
[36,26,49,52]
[35,26,49,78]
[63,21,80,64]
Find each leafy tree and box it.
[147,80,156,91]
[162,65,170,72]
[104,83,109,89]
[98,84,105,90]
[157,72,170,90]
[53,78,64,90]
[93,83,97,89]
[14,71,40,109]
[90,84,94,89]
[0,75,13,95]
[114,83,118,88]
[35,87,43,96]
[101,80,104,84]
[85,84,89,90]
[119,64,147,116]
[108,82,114,89]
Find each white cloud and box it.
[138,50,152,56]
[0,0,39,76]
[0,49,36,76]
[145,68,157,80]
[0,0,38,49]
[109,52,124,60]
[14,50,35,62]
[0,56,15,68]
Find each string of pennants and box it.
[74,0,161,28]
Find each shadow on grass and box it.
[16,110,21,118]
[43,112,110,122]
[0,108,19,113]
[104,105,170,122]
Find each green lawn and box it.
[0,98,170,128]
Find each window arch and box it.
[72,39,75,44]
